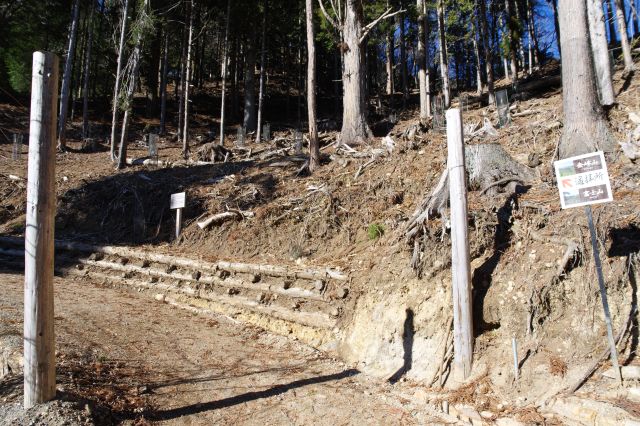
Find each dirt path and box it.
[0,271,448,425]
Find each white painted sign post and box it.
[553,151,621,384]
[24,51,59,409]
[446,108,473,380]
[170,192,186,239]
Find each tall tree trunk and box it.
[558,0,615,158]
[526,0,537,70]
[256,0,268,143]
[606,0,616,47]
[110,0,129,161]
[58,0,80,151]
[182,0,194,158]
[146,27,162,117]
[504,0,518,84]
[159,29,169,135]
[588,0,616,106]
[177,26,187,143]
[425,4,432,116]
[613,0,636,74]
[478,0,494,104]
[385,30,395,95]
[437,0,450,108]
[82,2,94,139]
[243,39,257,132]
[397,10,408,106]
[306,0,319,171]
[339,0,373,145]
[219,0,231,146]
[472,19,483,96]
[417,0,429,123]
[117,0,149,169]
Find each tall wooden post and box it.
[24,51,59,409]
[446,108,473,380]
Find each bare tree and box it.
[437,0,450,107]
[587,0,615,106]
[243,39,258,132]
[417,0,429,123]
[306,0,320,171]
[82,1,95,140]
[477,0,495,105]
[220,0,231,146]
[558,0,615,158]
[110,0,130,161]
[612,0,635,75]
[58,0,80,151]
[183,0,195,158]
[318,0,403,145]
[385,28,394,95]
[256,0,268,143]
[117,0,151,169]
[159,29,169,135]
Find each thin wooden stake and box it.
[446,108,473,380]
[24,51,59,409]
[176,208,183,240]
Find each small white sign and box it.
[553,151,613,209]
[170,192,186,209]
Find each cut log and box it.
[0,236,348,281]
[197,210,254,229]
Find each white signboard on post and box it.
[553,151,613,209]
[170,192,186,210]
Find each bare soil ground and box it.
[0,271,448,425]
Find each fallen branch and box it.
[480,177,525,195]
[197,209,254,229]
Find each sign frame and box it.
[170,192,186,210]
[553,151,613,209]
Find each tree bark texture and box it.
[183,0,195,158]
[110,0,129,161]
[58,0,80,150]
[255,0,268,143]
[82,2,94,139]
[587,0,616,106]
[558,0,615,158]
[613,0,636,73]
[306,0,320,171]
[417,0,429,123]
[437,0,450,108]
[220,0,231,146]
[243,39,258,132]
[478,0,494,104]
[338,0,373,145]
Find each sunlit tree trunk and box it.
[306,0,319,171]
[338,0,373,145]
[613,0,635,74]
[417,0,429,123]
[58,0,80,151]
[478,0,494,104]
[110,0,129,161]
[255,0,268,143]
[558,0,615,158]
[437,0,450,107]
[182,0,194,158]
[587,0,615,106]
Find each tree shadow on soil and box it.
[140,369,359,421]
[472,191,523,336]
[51,160,256,246]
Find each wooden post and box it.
[446,108,473,380]
[176,208,183,240]
[24,51,59,409]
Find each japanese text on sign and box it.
[553,151,613,209]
